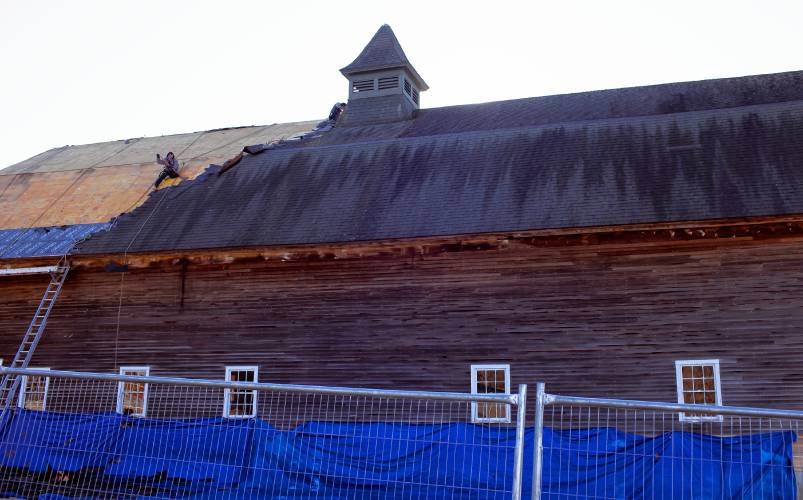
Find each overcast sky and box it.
[1,0,801,169]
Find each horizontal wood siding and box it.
[2,236,803,410]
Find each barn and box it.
[0,24,802,498]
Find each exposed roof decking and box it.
[2,122,318,175]
[0,121,318,230]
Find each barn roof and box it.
[75,70,803,255]
[0,121,317,259]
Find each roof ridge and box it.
[423,70,803,113]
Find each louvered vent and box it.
[352,79,375,93]
[378,76,399,90]
[403,78,412,96]
[411,87,419,105]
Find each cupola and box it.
[339,25,428,125]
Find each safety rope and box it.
[112,186,171,369]
[0,173,18,201]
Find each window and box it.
[117,366,150,417]
[18,368,50,411]
[675,360,723,422]
[471,364,511,423]
[224,366,258,418]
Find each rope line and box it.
[1,123,290,258]
[0,174,18,201]
[3,124,300,365]
[109,126,290,365]
[113,187,171,369]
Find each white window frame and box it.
[224,366,258,419]
[675,359,723,422]
[17,367,50,411]
[470,364,511,424]
[116,366,150,417]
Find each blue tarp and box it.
[539,427,797,499]
[0,410,795,499]
[0,223,109,259]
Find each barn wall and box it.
[2,235,803,410]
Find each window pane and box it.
[476,369,505,394]
[227,368,257,417]
[232,370,254,383]
[478,402,505,420]
[473,367,509,421]
[229,390,254,416]
[24,376,47,411]
[678,362,720,419]
[120,369,148,416]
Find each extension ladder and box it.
[0,260,70,415]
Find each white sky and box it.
[1,0,801,169]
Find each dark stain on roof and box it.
[76,71,803,255]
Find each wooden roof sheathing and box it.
[0,121,318,230]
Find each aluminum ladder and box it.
[0,260,70,415]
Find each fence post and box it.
[531,382,545,500]
[512,384,527,500]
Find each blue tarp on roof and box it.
[0,409,795,499]
[0,223,109,259]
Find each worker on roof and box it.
[154,152,180,187]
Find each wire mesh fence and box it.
[531,384,803,499]
[0,368,526,499]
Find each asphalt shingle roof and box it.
[76,70,803,255]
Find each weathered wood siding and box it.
[2,235,803,409]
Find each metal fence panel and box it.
[531,386,803,499]
[0,368,526,499]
